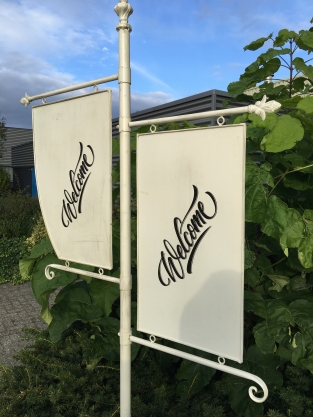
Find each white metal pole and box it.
[114,1,133,416]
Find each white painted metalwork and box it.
[45,263,120,284]
[20,74,118,107]
[114,1,133,416]
[130,335,268,403]
[18,1,277,413]
[125,95,280,128]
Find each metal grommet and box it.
[217,116,225,126]
[93,84,99,92]
[150,124,157,133]
[218,356,226,365]
[42,97,46,104]
[149,335,156,343]
[65,261,70,268]
[98,268,104,275]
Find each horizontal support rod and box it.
[20,74,119,107]
[45,263,120,284]
[130,335,268,404]
[126,96,281,128]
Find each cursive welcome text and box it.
[158,185,217,286]
[61,142,95,227]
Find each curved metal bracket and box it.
[45,263,120,284]
[129,335,268,403]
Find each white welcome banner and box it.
[137,125,246,362]
[33,90,113,269]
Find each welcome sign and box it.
[33,90,112,269]
[137,125,246,362]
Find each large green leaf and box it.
[19,257,36,280]
[88,278,120,317]
[283,174,311,191]
[297,96,313,114]
[49,296,103,342]
[273,29,298,47]
[293,57,313,81]
[298,235,313,268]
[261,196,288,241]
[245,267,260,287]
[289,300,313,357]
[266,274,290,292]
[259,47,290,61]
[245,246,255,269]
[245,292,294,343]
[279,209,304,252]
[260,115,304,152]
[245,58,281,83]
[298,29,313,51]
[29,236,54,258]
[176,358,216,397]
[88,318,141,368]
[248,112,278,130]
[291,332,307,366]
[253,322,276,354]
[225,345,282,417]
[31,254,78,324]
[89,317,120,363]
[245,159,269,223]
[261,196,304,253]
[244,34,272,51]
[228,79,254,97]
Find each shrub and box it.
[1,325,313,417]
[0,191,40,239]
[25,214,48,252]
[0,237,29,285]
[0,167,10,192]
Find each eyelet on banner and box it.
[216,116,225,126]
[218,356,226,365]
[150,124,157,133]
[99,268,104,275]
[149,335,156,343]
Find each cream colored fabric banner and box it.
[33,90,112,269]
[137,125,246,363]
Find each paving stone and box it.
[0,281,59,367]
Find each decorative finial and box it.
[20,93,30,107]
[249,95,281,121]
[114,0,133,32]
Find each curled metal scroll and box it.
[129,335,268,403]
[45,263,120,284]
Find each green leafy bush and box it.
[0,237,29,285]
[0,167,10,192]
[0,191,40,238]
[1,325,313,417]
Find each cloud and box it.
[0,1,115,59]
[131,61,173,91]
[0,52,81,128]
[0,51,173,128]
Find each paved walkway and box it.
[0,281,55,367]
